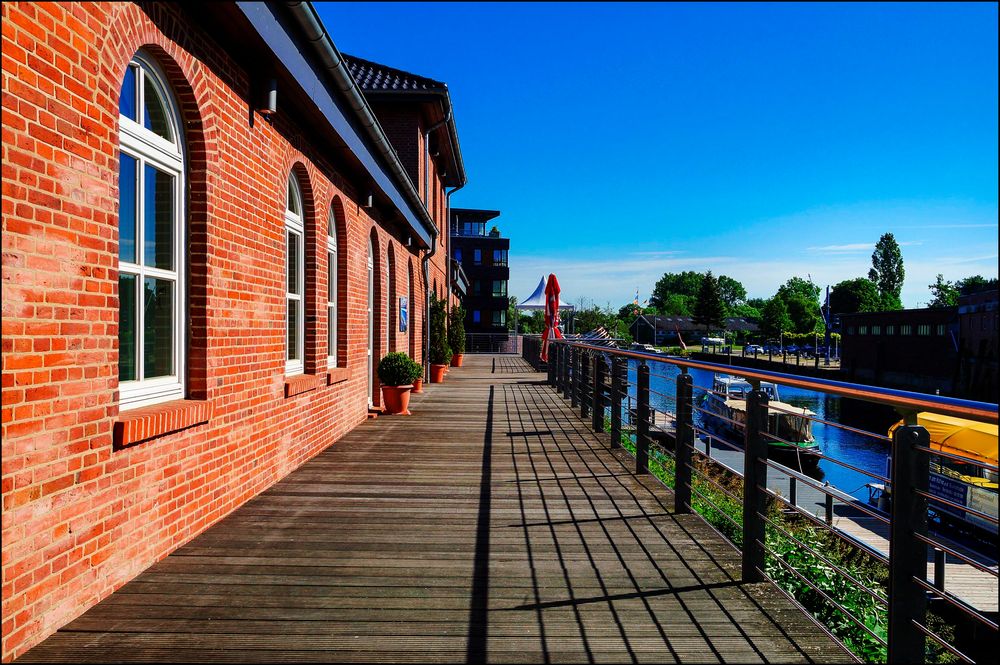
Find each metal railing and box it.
[546,339,998,664]
[466,331,517,354]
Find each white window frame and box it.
[327,207,338,368]
[118,52,186,411]
[285,175,305,375]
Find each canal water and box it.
[626,358,897,502]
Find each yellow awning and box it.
[890,412,998,465]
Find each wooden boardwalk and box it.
[17,355,854,664]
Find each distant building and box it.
[840,307,961,396]
[630,315,759,346]
[451,208,510,336]
[956,289,998,402]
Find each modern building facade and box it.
[1,2,466,659]
[450,208,510,337]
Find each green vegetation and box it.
[376,352,422,386]
[927,274,998,308]
[448,304,466,355]
[869,232,905,311]
[830,277,882,315]
[693,271,726,333]
[428,296,451,364]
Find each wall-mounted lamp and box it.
[363,193,374,208]
[259,79,277,117]
[407,236,413,247]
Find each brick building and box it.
[839,307,960,395]
[1,2,468,659]
[450,208,510,337]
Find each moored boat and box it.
[700,374,820,466]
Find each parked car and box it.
[785,344,799,354]
[745,344,765,354]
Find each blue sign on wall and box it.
[399,296,408,332]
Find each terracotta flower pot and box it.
[430,364,448,383]
[412,378,423,393]
[381,384,413,415]
[450,353,464,368]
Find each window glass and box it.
[473,310,481,324]
[119,64,138,121]
[119,275,137,381]
[143,164,174,269]
[119,153,137,263]
[454,248,462,262]
[901,324,912,335]
[287,231,299,295]
[936,324,945,336]
[918,324,931,336]
[142,74,173,141]
[287,301,299,360]
[473,249,481,265]
[143,277,174,378]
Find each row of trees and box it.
[509,231,995,342]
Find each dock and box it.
[16,355,853,664]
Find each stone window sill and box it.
[284,373,324,398]
[114,399,212,448]
[327,367,349,385]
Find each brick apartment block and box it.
[1,2,472,659]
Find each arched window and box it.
[326,205,338,368]
[118,52,185,409]
[285,174,305,375]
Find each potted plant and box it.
[448,304,466,367]
[428,295,451,382]
[377,352,423,415]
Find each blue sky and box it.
[317,2,998,309]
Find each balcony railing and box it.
[526,337,998,665]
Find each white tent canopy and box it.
[517,276,575,311]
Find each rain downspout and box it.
[421,109,455,379]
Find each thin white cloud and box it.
[807,243,872,253]
[902,223,998,229]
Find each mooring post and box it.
[742,388,769,583]
[636,363,650,474]
[674,372,693,514]
[610,356,623,448]
[887,424,929,664]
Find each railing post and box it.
[933,548,945,592]
[742,388,769,583]
[547,342,556,385]
[674,372,693,514]
[825,492,834,525]
[568,347,577,403]
[887,424,929,665]
[591,354,604,433]
[580,352,591,419]
[789,476,797,507]
[571,348,581,408]
[636,363,650,474]
[560,344,573,399]
[610,357,623,449]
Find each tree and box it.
[731,303,762,323]
[829,278,881,315]
[777,276,821,304]
[786,295,823,333]
[927,274,959,309]
[869,232,905,310]
[649,271,703,312]
[956,275,998,296]
[760,297,792,340]
[716,275,747,313]
[692,271,726,333]
[746,297,768,312]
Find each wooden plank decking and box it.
[17,355,855,663]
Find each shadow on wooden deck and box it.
[16,355,855,664]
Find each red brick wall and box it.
[1,2,431,660]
